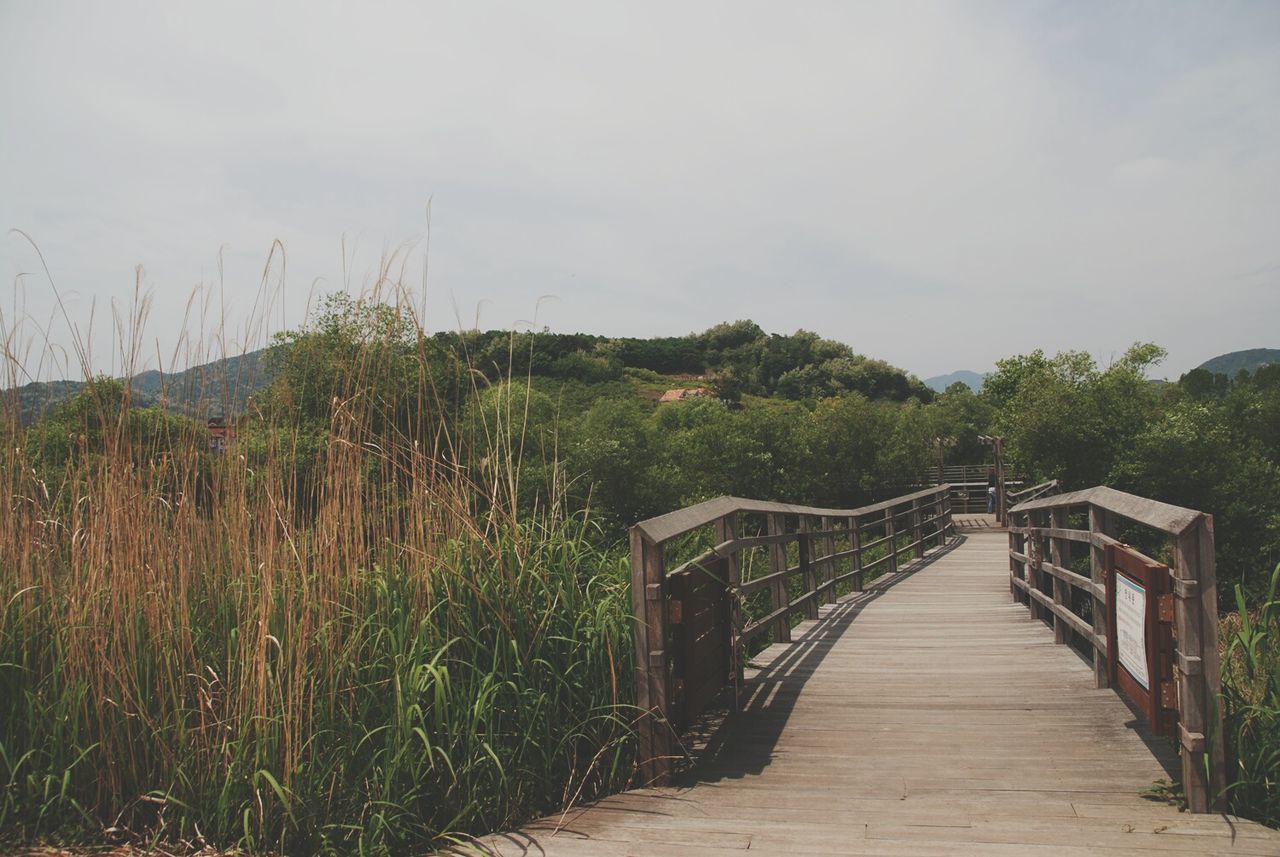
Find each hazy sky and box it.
[2,1,1277,382]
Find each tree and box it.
[928,383,995,465]
[1111,399,1280,596]
[987,344,1165,488]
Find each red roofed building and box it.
[208,416,236,452]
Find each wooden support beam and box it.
[629,528,672,785]
[1087,504,1113,689]
[1172,518,1225,813]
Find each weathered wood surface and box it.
[952,512,1004,532]
[450,532,1280,856]
[1012,486,1201,536]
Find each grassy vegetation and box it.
[0,301,635,854]
[1221,562,1280,826]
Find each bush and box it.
[1221,562,1280,826]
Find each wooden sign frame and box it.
[1104,544,1176,736]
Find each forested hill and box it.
[923,369,986,392]
[9,350,272,425]
[1196,348,1280,376]
[430,320,933,403]
[8,319,931,423]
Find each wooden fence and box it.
[1007,486,1225,813]
[899,466,1040,515]
[938,464,1019,514]
[630,485,956,784]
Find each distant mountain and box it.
[8,348,275,425]
[1196,349,1280,377]
[923,370,986,393]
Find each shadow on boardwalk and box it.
[680,537,968,784]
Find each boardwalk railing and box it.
[1007,486,1225,812]
[897,466,1027,514]
[1004,478,1059,521]
[630,485,956,784]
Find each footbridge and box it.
[454,486,1280,855]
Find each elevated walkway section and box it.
[454,532,1280,856]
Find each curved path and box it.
[452,527,1280,856]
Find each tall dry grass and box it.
[0,280,635,854]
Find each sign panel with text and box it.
[1114,573,1149,689]
[1105,544,1175,737]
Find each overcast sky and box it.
[2,1,1277,382]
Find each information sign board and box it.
[1104,544,1175,737]
[1114,573,1149,689]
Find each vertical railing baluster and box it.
[886,506,898,576]
[1008,508,1020,599]
[715,512,743,710]
[912,499,924,559]
[942,485,955,540]
[799,516,817,620]
[1050,506,1070,645]
[1028,510,1044,623]
[766,512,791,644]
[851,514,863,592]
[821,515,837,604]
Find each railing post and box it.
[714,512,744,709]
[1009,509,1021,600]
[886,506,898,576]
[932,488,944,547]
[942,486,954,540]
[630,527,672,784]
[1087,504,1112,689]
[766,512,791,643]
[850,515,863,592]
[912,499,924,559]
[1172,516,1226,813]
[1050,507,1070,645]
[1027,510,1045,623]
[994,438,1008,525]
[799,517,818,620]
[821,515,837,604]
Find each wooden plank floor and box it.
[449,531,1280,856]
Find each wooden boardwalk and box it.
[453,527,1280,856]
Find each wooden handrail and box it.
[632,485,954,545]
[1011,485,1200,535]
[1007,478,1059,503]
[1006,486,1224,813]
[630,484,957,785]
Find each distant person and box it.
[986,467,997,514]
